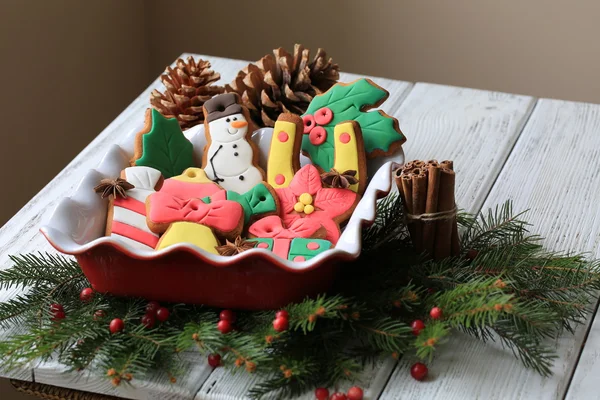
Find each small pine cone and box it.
[151,56,224,130]
[225,44,340,127]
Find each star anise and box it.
[216,236,257,256]
[94,178,135,199]
[321,169,359,189]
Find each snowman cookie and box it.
[201,93,265,193]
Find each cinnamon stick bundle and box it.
[395,159,460,260]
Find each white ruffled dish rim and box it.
[40,121,403,272]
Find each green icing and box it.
[288,238,332,261]
[200,196,211,204]
[301,79,406,171]
[247,238,273,251]
[226,183,277,226]
[136,109,195,178]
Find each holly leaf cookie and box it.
[133,108,195,179]
[301,78,406,172]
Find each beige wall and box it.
[2,0,600,228]
[0,0,150,226]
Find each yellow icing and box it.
[294,202,305,213]
[156,222,219,253]
[304,204,315,214]
[171,168,213,184]
[333,122,360,193]
[267,120,297,188]
[299,193,313,205]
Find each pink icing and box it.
[302,115,315,134]
[160,178,222,200]
[339,133,351,144]
[273,238,291,259]
[309,126,327,145]
[307,242,320,250]
[274,165,357,244]
[111,221,159,248]
[293,256,306,262]
[314,107,333,125]
[257,242,269,249]
[275,174,285,185]
[113,197,146,215]
[148,192,242,233]
[278,131,289,142]
[249,215,323,239]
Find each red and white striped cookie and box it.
[106,166,163,250]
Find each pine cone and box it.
[150,56,225,130]
[225,44,340,128]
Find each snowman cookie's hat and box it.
[204,93,243,122]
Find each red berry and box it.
[347,386,364,400]
[430,307,443,320]
[93,310,106,320]
[330,393,347,400]
[314,387,329,400]
[109,318,124,334]
[80,287,94,302]
[275,310,289,320]
[50,303,64,313]
[217,319,233,334]
[156,307,170,322]
[410,362,428,381]
[146,301,160,314]
[207,353,221,368]
[411,320,425,336]
[51,310,66,321]
[272,317,289,332]
[141,314,155,329]
[219,309,236,323]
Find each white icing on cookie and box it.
[204,114,263,192]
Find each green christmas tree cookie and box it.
[134,108,195,178]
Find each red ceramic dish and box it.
[41,125,401,309]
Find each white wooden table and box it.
[1,53,600,400]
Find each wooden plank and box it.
[196,83,535,399]
[381,98,600,399]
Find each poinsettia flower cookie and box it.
[259,113,365,245]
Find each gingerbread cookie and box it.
[248,215,327,260]
[266,113,304,189]
[274,164,360,244]
[201,93,265,193]
[132,108,195,179]
[103,166,163,250]
[160,167,279,228]
[301,78,406,172]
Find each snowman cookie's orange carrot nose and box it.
[231,120,248,129]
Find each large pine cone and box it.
[225,44,340,127]
[151,57,225,130]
